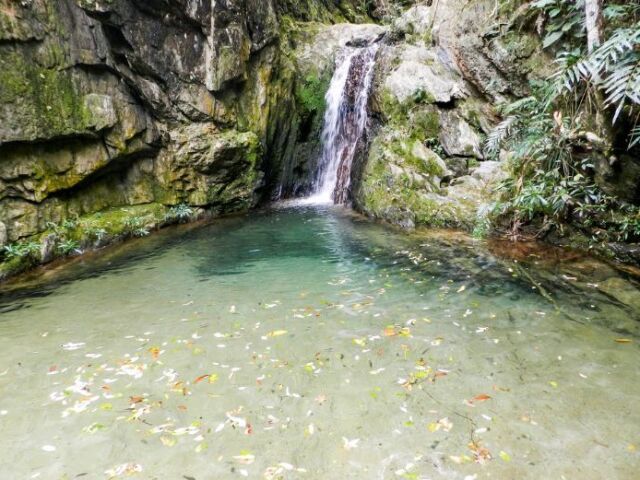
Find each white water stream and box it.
[306,44,379,204]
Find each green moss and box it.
[0,48,90,138]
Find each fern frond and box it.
[630,126,640,148]
[485,116,518,156]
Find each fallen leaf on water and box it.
[499,451,511,462]
[194,374,210,384]
[469,441,492,464]
[472,394,491,403]
[383,326,396,337]
[615,338,632,344]
[148,347,161,360]
[352,338,366,347]
[233,451,255,464]
[267,330,288,338]
[428,417,453,433]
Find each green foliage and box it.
[124,217,150,238]
[2,242,41,260]
[488,2,640,243]
[296,74,330,115]
[532,0,586,50]
[488,82,640,242]
[57,239,80,256]
[555,21,640,129]
[165,204,194,224]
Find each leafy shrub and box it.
[165,204,194,224]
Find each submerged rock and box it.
[598,277,640,311]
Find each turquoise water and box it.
[0,205,639,479]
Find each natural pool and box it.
[0,205,638,479]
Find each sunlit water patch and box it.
[0,206,639,479]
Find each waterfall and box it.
[307,44,379,204]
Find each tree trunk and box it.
[585,0,604,53]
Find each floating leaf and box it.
[267,330,288,338]
[383,326,397,337]
[148,346,161,360]
[194,374,210,384]
[499,451,511,462]
[472,394,491,402]
[615,338,632,344]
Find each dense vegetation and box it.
[487,0,640,251]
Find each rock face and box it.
[351,1,550,231]
[0,0,378,246]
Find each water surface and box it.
[1,206,639,479]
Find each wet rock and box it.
[295,23,387,78]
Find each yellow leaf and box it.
[427,422,440,433]
[499,451,511,462]
[267,330,288,337]
[615,338,632,344]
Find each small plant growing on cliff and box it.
[62,218,79,230]
[57,239,81,256]
[124,217,150,237]
[2,241,41,260]
[165,204,194,224]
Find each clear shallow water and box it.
[0,205,639,479]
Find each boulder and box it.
[439,110,484,159]
[383,44,467,105]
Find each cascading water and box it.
[307,44,379,204]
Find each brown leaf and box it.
[472,394,491,402]
[194,374,210,384]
